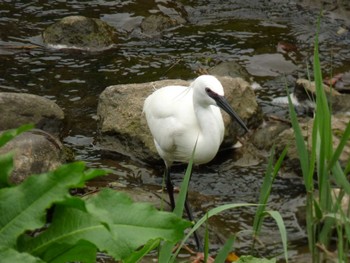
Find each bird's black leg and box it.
[185,170,203,252]
[165,166,203,251]
[185,197,203,251]
[165,166,175,210]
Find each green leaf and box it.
[0,162,87,248]
[19,204,116,257]
[0,246,44,263]
[286,88,311,189]
[171,203,257,261]
[328,119,350,170]
[124,238,161,263]
[23,189,190,261]
[0,124,33,148]
[253,146,287,239]
[264,211,288,263]
[83,168,109,182]
[214,235,235,263]
[86,189,191,259]
[0,152,14,188]
[41,240,97,263]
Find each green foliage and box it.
[214,235,235,263]
[0,127,191,263]
[252,146,289,262]
[287,15,350,262]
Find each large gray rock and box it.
[43,16,118,51]
[0,130,67,184]
[97,76,262,163]
[0,92,64,137]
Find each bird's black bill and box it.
[215,95,249,132]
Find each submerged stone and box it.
[42,15,118,51]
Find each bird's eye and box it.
[205,87,213,95]
[205,87,217,98]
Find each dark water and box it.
[1,1,349,261]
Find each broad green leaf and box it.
[0,152,14,188]
[23,189,191,261]
[86,189,191,259]
[19,204,116,257]
[0,246,44,263]
[0,162,87,247]
[41,240,97,263]
[83,168,109,182]
[124,238,161,263]
[0,124,33,148]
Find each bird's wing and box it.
[143,86,197,161]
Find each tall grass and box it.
[287,17,350,262]
[159,144,289,262]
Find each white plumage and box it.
[144,75,248,168]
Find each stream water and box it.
[1,1,350,262]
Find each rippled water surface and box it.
[1,1,350,261]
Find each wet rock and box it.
[0,92,64,137]
[243,53,298,77]
[208,60,251,80]
[332,94,350,113]
[334,71,350,93]
[295,78,341,100]
[139,1,188,36]
[252,120,291,150]
[97,76,262,163]
[42,16,118,51]
[294,78,350,114]
[140,14,181,36]
[297,0,350,23]
[275,114,350,171]
[0,129,67,184]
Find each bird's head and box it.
[191,75,224,106]
[192,75,249,132]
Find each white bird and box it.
[143,75,248,248]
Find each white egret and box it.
[143,75,248,248]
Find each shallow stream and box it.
[1,1,350,262]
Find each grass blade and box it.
[171,203,257,261]
[265,211,288,263]
[214,235,235,263]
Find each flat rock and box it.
[0,92,64,137]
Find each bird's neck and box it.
[194,105,224,149]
